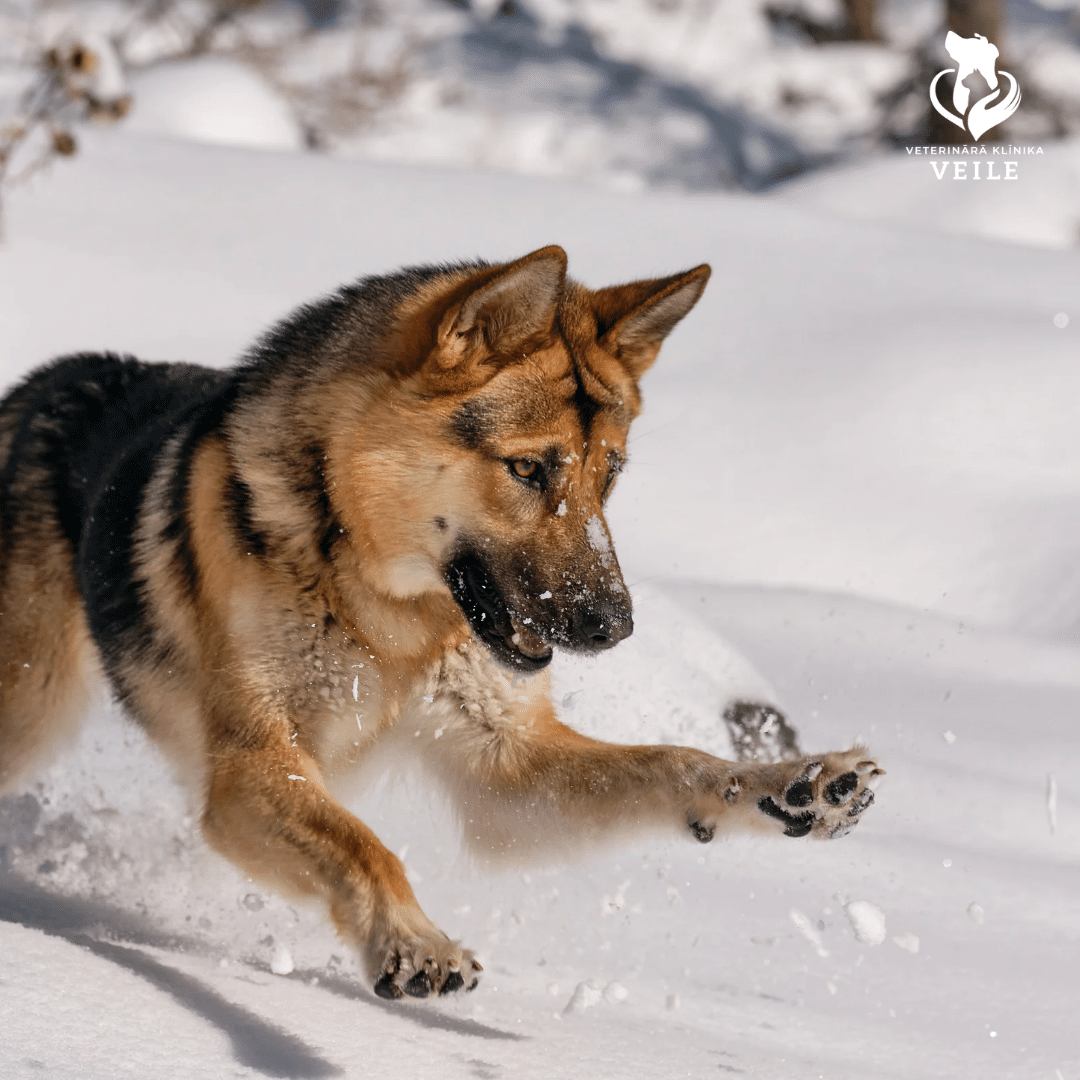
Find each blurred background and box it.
[4,0,1080,222]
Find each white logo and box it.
[929,31,1021,141]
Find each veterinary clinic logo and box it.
[929,31,1021,141]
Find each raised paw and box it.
[755,750,884,839]
[373,936,482,1000]
[722,700,802,763]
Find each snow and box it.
[124,57,305,151]
[774,138,1080,250]
[789,907,830,957]
[0,132,1078,1078]
[843,899,887,945]
[891,931,919,954]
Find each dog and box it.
[0,246,882,1000]
[944,30,1000,117]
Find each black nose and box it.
[574,608,633,651]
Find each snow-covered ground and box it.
[0,134,1077,1079]
[775,138,1080,250]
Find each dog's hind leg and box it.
[0,532,99,792]
[0,402,100,792]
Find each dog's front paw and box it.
[756,750,884,839]
[372,933,482,1000]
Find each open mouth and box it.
[445,551,553,672]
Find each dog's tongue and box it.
[508,618,550,660]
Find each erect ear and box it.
[432,245,567,373]
[594,264,711,379]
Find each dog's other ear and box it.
[593,264,711,379]
[433,246,567,373]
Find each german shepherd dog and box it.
[0,246,881,1000]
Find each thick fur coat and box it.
[0,246,881,999]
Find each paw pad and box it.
[848,788,875,815]
[784,762,822,807]
[374,967,403,1000]
[688,820,715,843]
[758,795,815,837]
[757,752,883,839]
[404,970,432,998]
[825,772,859,805]
[373,948,480,1000]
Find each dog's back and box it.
[0,354,231,788]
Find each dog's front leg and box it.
[428,688,882,851]
[201,725,481,999]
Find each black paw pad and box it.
[825,772,859,805]
[758,796,815,837]
[404,971,432,998]
[440,970,466,995]
[847,788,875,816]
[784,762,821,807]
[374,971,403,999]
[689,820,715,843]
[784,780,814,808]
[783,817,814,838]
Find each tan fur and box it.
[0,247,882,999]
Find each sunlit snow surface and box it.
[0,135,1077,1079]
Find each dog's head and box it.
[334,247,709,671]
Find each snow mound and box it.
[125,58,304,152]
[550,581,779,755]
[844,899,887,945]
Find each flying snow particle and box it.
[563,979,603,1015]
[892,933,919,954]
[789,908,829,958]
[556,500,567,516]
[539,590,552,600]
[270,944,294,976]
[942,730,956,744]
[352,675,359,701]
[1053,312,1069,329]
[844,900,886,945]
[967,902,985,925]
[603,982,629,1003]
[1047,773,1058,835]
[287,774,307,781]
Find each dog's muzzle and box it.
[445,551,553,672]
[445,551,634,671]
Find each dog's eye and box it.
[602,456,624,500]
[508,459,545,490]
